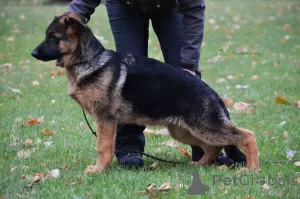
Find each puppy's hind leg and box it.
[194,145,222,166]
[189,125,259,171]
[167,125,221,166]
[234,127,259,172]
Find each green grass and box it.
[1,0,300,198]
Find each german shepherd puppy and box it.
[31,13,259,174]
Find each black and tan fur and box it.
[31,13,259,174]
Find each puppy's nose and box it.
[31,49,39,59]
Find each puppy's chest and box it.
[68,83,108,112]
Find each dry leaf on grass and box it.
[158,183,171,192]
[275,95,289,104]
[244,195,256,199]
[22,172,46,188]
[40,129,56,136]
[251,75,258,80]
[296,100,300,108]
[24,139,33,146]
[26,119,40,125]
[48,169,60,178]
[283,24,291,32]
[223,99,234,107]
[271,137,277,142]
[144,128,169,136]
[44,140,53,148]
[32,80,40,86]
[146,183,157,195]
[177,148,191,159]
[17,149,35,159]
[262,131,271,136]
[294,161,300,167]
[138,182,171,196]
[149,161,159,169]
[286,148,296,160]
[160,139,179,147]
[283,131,288,140]
[50,70,65,77]
[68,178,84,186]
[233,102,249,113]
[262,183,270,190]
[0,63,13,69]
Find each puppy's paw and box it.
[84,165,102,175]
[190,161,198,166]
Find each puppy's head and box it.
[31,13,88,68]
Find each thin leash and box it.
[82,109,186,164]
[82,109,300,165]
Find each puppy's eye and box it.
[48,35,59,43]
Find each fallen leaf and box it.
[247,108,256,114]
[177,148,191,159]
[296,100,300,108]
[7,36,14,41]
[146,183,157,195]
[70,178,84,186]
[294,161,300,166]
[244,195,256,199]
[278,121,286,126]
[17,149,35,159]
[251,75,258,80]
[10,167,17,172]
[223,99,234,107]
[144,128,169,136]
[26,119,40,125]
[160,140,179,147]
[24,139,33,146]
[233,102,249,113]
[262,183,270,190]
[48,169,60,178]
[158,183,171,192]
[149,161,159,169]
[32,80,39,86]
[235,85,249,89]
[271,137,277,142]
[275,95,289,104]
[262,131,271,136]
[41,129,55,136]
[44,140,53,148]
[37,116,44,123]
[0,63,13,69]
[283,131,288,140]
[286,148,296,160]
[273,62,279,68]
[24,172,46,188]
[50,69,65,77]
[284,24,291,32]
[20,15,26,20]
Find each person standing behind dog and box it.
[67,0,242,167]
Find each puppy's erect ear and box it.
[57,13,87,39]
[64,17,79,39]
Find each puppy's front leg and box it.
[85,118,117,174]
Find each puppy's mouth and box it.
[55,58,64,67]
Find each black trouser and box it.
[105,0,203,159]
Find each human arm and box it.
[68,0,102,22]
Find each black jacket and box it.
[68,0,205,71]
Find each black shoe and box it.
[118,152,144,168]
[215,153,235,167]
